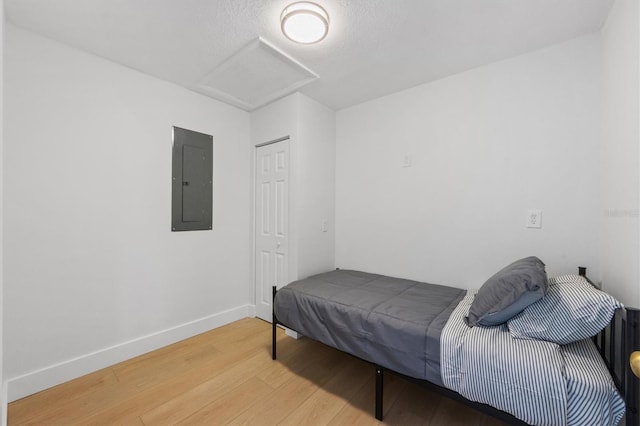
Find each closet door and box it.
[254,138,289,321]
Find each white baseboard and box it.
[6,304,253,402]
[284,328,303,339]
[247,304,256,318]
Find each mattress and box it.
[273,269,465,385]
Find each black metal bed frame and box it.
[271,267,639,425]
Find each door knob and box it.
[276,241,281,248]
[631,351,640,379]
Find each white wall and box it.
[296,95,336,278]
[0,0,5,421]
[600,0,640,308]
[250,93,336,284]
[4,25,252,400]
[336,35,603,290]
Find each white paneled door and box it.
[255,139,290,322]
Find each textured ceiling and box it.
[5,0,614,111]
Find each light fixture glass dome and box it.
[280,2,329,44]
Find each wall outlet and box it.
[526,209,542,228]
[402,155,412,168]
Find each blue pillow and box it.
[508,275,622,345]
[467,256,549,327]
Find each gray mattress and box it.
[274,269,466,385]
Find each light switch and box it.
[526,210,542,228]
[321,220,328,232]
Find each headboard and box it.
[579,267,639,426]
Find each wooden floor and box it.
[9,318,507,425]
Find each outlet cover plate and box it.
[526,209,542,228]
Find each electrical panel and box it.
[171,126,213,231]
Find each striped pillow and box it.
[507,275,622,345]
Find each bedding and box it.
[442,290,625,426]
[274,269,625,426]
[563,339,626,426]
[274,269,465,385]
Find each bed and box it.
[271,258,640,426]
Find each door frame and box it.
[251,136,297,321]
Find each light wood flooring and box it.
[9,318,506,425]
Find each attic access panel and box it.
[172,126,213,231]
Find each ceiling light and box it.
[280,2,329,44]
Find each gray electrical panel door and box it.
[172,126,213,231]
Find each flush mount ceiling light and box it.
[280,2,329,44]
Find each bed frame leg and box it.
[375,365,384,420]
[272,286,277,361]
